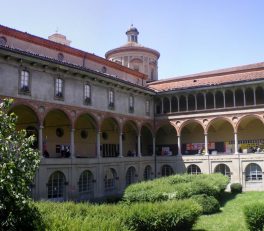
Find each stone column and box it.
[161,98,164,114]
[233,90,236,107]
[137,134,141,157]
[204,133,209,155]
[177,135,181,156]
[177,96,180,112]
[253,87,256,105]
[97,131,101,158]
[38,125,43,157]
[169,96,172,113]
[243,88,246,106]
[186,95,188,111]
[204,93,207,109]
[213,92,216,108]
[195,95,197,110]
[70,128,75,158]
[223,90,226,108]
[153,136,156,156]
[234,132,238,154]
[119,132,123,157]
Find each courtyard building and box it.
[0,24,264,201]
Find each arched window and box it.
[47,171,66,199]
[215,91,224,108]
[214,164,231,178]
[196,93,204,110]
[126,166,137,186]
[144,165,152,180]
[79,170,94,194]
[187,164,201,175]
[104,168,117,192]
[225,90,234,107]
[161,165,174,176]
[163,97,170,113]
[20,70,30,93]
[171,96,178,112]
[188,94,195,111]
[245,163,262,181]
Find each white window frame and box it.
[79,170,93,193]
[84,83,91,105]
[55,77,64,99]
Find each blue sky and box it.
[1,0,263,79]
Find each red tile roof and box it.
[148,62,264,92]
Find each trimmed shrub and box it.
[123,173,229,203]
[191,194,220,214]
[230,183,242,194]
[244,203,264,231]
[124,199,202,231]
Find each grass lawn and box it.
[193,191,264,231]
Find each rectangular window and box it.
[146,100,150,115]
[55,78,63,98]
[19,70,30,93]
[84,83,91,104]
[129,95,134,113]
[108,89,114,109]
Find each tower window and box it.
[146,100,150,115]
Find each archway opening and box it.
[123,121,138,157]
[141,124,153,156]
[156,124,178,156]
[208,119,234,154]
[181,121,204,155]
[235,89,244,106]
[237,116,264,154]
[101,118,119,157]
[245,88,254,106]
[75,114,97,158]
[188,94,195,111]
[256,87,264,105]
[155,98,162,114]
[43,110,71,158]
[179,95,187,111]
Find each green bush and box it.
[123,173,229,203]
[244,203,264,231]
[0,99,43,230]
[191,194,220,214]
[124,199,202,231]
[231,183,242,194]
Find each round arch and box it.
[236,115,264,153]
[155,123,178,156]
[43,109,72,158]
[123,120,138,157]
[126,166,137,186]
[180,120,204,155]
[207,117,234,154]
[141,123,154,156]
[100,117,120,157]
[143,165,153,180]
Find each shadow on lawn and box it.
[219,192,237,207]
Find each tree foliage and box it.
[0,99,43,230]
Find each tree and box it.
[0,99,44,230]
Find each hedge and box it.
[124,199,202,231]
[191,194,220,214]
[36,199,202,231]
[244,203,264,231]
[123,173,229,203]
[230,183,242,194]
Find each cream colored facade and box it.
[0,25,264,201]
